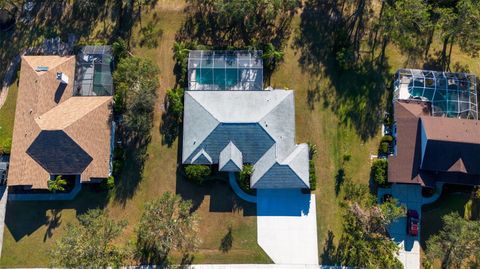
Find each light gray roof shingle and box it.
[182,90,310,189]
[219,142,243,172]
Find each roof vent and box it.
[56,72,69,84]
[35,66,48,72]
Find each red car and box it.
[407,209,419,236]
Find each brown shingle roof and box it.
[7,56,112,189]
[388,100,480,187]
[388,100,430,185]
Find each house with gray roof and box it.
[182,90,310,189]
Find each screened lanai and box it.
[394,69,478,119]
[188,50,263,91]
[74,46,114,96]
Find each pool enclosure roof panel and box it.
[394,69,478,119]
[188,50,264,91]
[74,46,114,96]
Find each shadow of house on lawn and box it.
[295,0,390,141]
[5,186,109,242]
[175,168,257,217]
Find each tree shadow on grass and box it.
[295,0,390,141]
[219,226,233,253]
[335,168,346,197]
[113,135,151,206]
[320,230,337,265]
[5,185,109,242]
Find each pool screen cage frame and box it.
[394,69,478,119]
[188,50,264,91]
[74,45,114,96]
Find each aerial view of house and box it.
[0,1,479,269]
[8,46,113,192]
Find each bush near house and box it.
[371,159,388,187]
[239,164,254,193]
[185,164,211,184]
[309,160,317,190]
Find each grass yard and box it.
[0,79,18,153]
[1,0,480,267]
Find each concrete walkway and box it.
[257,189,319,265]
[228,172,257,203]
[378,183,443,269]
[0,186,7,258]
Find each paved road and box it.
[378,183,442,269]
[257,189,319,265]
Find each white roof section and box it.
[280,143,309,187]
[219,142,243,172]
[191,149,213,164]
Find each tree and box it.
[335,180,404,268]
[136,192,200,264]
[166,88,184,119]
[380,0,432,61]
[434,0,480,70]
[426,212,480,268]
[184,164,210,184]
[112,38,129,60]
[262,43,285,78]
[113,56,159,140]
[47,175,67,193]
[239,164,254,192]
[50,209,128,268]
[371,159,388,186]
[172,41,191,86]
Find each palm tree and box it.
[262,43,284,84]
[48,175,67,193]
[173,41,190,63]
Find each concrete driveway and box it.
[378,183,442,269]
[256,189,318,265]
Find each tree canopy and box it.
[50,209,128,268]
[426,212,480,268]
[334,180,404,268]
[113,56,159,141]
[136,192,200,264]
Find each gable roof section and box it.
[388,101,430,185]
[7,55,112,189]
[448,158,467,173]
[35,97,111,130]
[252,144,309,189]
[219,142,243,172]
[191,149,213,164]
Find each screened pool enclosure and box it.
[394,69,478,119]
[74,46,114,96]
[188,50,263,91]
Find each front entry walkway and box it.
[378,183,443,269]
[257,189,319,265]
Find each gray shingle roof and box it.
[219,142,243,172]
[182,90,309,189]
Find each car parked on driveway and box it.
[407,209,419,236]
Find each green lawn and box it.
[0,79,18,153]
[1,0,480,267]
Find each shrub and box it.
[185,165,210,184]
[371,159,388,186]
[100,176,115,190]
[307,142,317,159]
[381,135,394,143]
[309,160,317,190]
[239,164,254,192]
[379,142,390,155]
[166,88,184,119]
[0,138,11,155]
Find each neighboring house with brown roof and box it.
[388,69,480,188]
[7,51,113,190]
